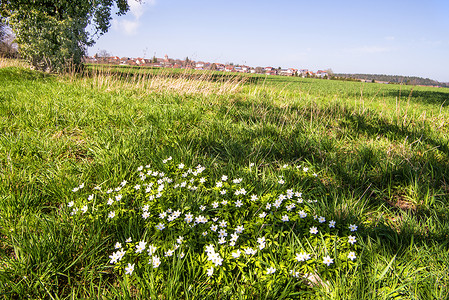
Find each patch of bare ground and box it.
[386,192,417,212]
[51,127,92,162]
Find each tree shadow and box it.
[186,96,449,216]
[180,98,449,268]
[382,88,449,106]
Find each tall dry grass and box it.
[63,65,247,97]
[0,57,28,68]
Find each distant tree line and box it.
[335,73,448,87]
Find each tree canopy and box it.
[0,0,131,72]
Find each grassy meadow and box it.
[1,61,449,299]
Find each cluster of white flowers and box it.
[135,241,147,254]
[109,248,126,264]
[162,156,172,164]
[244,247,257,255]
[205,244,223,267]
[295,252,311,262]
[72,182,84,192]
[266,266,276,275]
[195,215,208,224]
[167,210,181,222]
[289,269,301,278]
[257,237,266,250]
[234,188,246,195]
[149,255,161,268]
[232,178,243,184]
[70,158,360,279]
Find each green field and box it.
[1,63,449,299]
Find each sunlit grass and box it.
[0,64,448,298]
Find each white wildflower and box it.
[323,255,333,266]
[135,241,147,253]
[155,223,165,231]
[124,263,134,275]
[348,252,356,261]
[309,227,318,234]
[348,235,357,245]
[235,225,244,234]
[349,224,358,232]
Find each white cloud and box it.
[112,19,140,35]
[128,0,155,19]
[112,0,156,35]
[385,36,395,41]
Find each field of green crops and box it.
[1,63,449,299]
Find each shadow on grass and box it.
[184,97,449,262]
[186,97,449,218]
[382,88,449,106]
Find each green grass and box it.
[1,65,448,299]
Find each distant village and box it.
[83,54,330,78]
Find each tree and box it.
[325,68,334,77]
[0,0,131,72]
[97,49,111,58]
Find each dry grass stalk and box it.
[64,66,246,97]
[0,58,29,68]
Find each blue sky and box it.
[88,0,449,82]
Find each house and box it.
[120,57,131,65]
[216,64,225,71]
[316,70,328,78]
[239,66,251,73]
[279,68,296,76]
